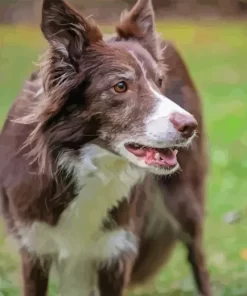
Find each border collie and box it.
[0,0,211,295]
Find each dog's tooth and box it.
[154,152,160,160]
[174,149,178,155]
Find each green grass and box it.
[1,21,247,295]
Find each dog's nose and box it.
[169,112,198,139]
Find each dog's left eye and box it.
[113,81,128,93]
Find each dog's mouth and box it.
[124,143,179,169]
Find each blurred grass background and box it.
[0,20,247,295]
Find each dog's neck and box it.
[58,143,145,187]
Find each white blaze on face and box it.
[145,83,192,143]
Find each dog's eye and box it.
[158,78,163,88]
[114,81,128,93]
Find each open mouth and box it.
[124,143,178,169]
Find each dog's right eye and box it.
[113,81,128,94]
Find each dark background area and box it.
[1,0,247,24]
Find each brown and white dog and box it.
[0,0,211,295]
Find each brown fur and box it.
[0,0,211,295]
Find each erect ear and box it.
[41,0,103,65]
[116,0,160,60]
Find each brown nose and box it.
[169,112,198,139]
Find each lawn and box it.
[0,21,247,295]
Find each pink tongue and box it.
[145,149,177,167]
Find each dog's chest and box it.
[20,146,143,262]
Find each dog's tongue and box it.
[144,148,177,167]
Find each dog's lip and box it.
[124,143,179,168]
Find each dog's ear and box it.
[116,0,160,60]
[41,0,103,65]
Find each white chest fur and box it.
[19,144,144,264]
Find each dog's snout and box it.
[169,112,198,139]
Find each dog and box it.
[0,0,211,295]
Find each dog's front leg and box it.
[57,259,98,296]
[21,249,51,296]
[98,254,135,296]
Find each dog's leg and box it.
[21,249,51,296]
[184,183,212,296]
[57,255,135,296]
[187,235,212,296]
[181,206,212,296]
[98,255,135,296]
[159,176,211,296]
[57,259,99,296]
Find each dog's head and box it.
[33,0,197,175]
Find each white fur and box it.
[18,144,144,295]
[145,83,192,143]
